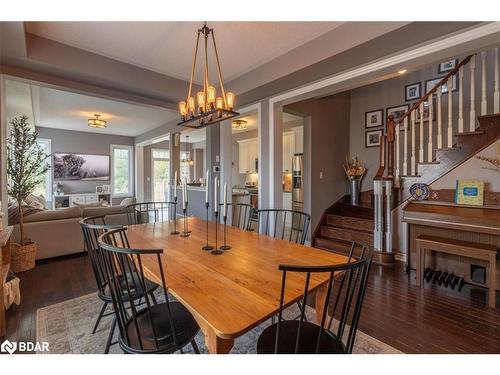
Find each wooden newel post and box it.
[386,115,395,178]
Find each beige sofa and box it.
[11,205,130,260]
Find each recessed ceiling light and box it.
[398,69,407,75]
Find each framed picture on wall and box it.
[386,104,409,125]
[365,129,383,148]
[96,186,104,194]
[405,82,421,102]
[102,184,111,193]
[365,109,384,128]
[425,75,457,94]
[438,58,458,74]
[415,98,436,122]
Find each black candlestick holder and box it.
[211,211,223,255]
[219,215,231,250]
[202,202,214,251]
[170,196,180,235]
[180,204,190,237]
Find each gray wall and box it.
[36,126,134,201]
[350,49,497,191]
[285,92,351,232]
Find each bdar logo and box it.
[1,339,17,354]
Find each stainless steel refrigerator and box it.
[292,153,304,216]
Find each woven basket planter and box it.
[11,241,37,273]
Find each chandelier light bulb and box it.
[207,86,216,107]
[226,92,235,110]
[215,97,224,110]
[197,91,206,113]
[188,96,195,114]
[179,101,188,117]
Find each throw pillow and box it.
[24,194,45,210]
[120,197,136,206]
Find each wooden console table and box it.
[403,201,500,291]
[0,226,13,338]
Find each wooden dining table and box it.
[126,217,348,354]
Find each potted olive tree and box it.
[7,116,50,272]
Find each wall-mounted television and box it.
[54,153,110,181]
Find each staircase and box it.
[312,46,500,264]
[398,113,500,202]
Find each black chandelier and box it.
[178,23,239,129]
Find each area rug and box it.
[37,293,402,354]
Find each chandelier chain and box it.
[187,30,201,102]
[211,29,228,109]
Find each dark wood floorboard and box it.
[2,253,500,353]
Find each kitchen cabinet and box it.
[237,138,258,174]
[292,126,303,154]
[282,132,295,173]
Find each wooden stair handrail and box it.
[395,54,473,128]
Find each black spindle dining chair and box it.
[217,203,253,230]
[247,208,311,245]
[98,227,200,354]
[256,242,373,354]
[126,201,177,225]
[80,216,159,353]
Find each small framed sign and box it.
[365,109,384,129]
[438,58,458,74]
[455,179,484,206]
[405,82,421,102]
[365,129,383,148]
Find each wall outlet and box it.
[319,171,323,179]
[216,155,220,162]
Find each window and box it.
[32,138,52,200]
[152,149,169,201]
[111,145,134,196]
[180,151,190,182]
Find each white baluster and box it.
[419,102,424,163]
[437,88,443,148]
[481,51,487,115]
[458,66,464,133]
[384,179,393,253]
[428,97,434,162]
[373,180,384,252]
[470,54,476,131]
[411,111,416,175]
[494,47,499,113]
[395,123,400,181]
[447,77,453,148]
[403,117,408,176]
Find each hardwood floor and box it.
[3,253,500,353]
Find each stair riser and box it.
[320,226,373,246]
[326,215,374,230]
[315,238,368,258]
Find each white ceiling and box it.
[181,127,206,144]
[32,85,178,136]
[25,22,343,84]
